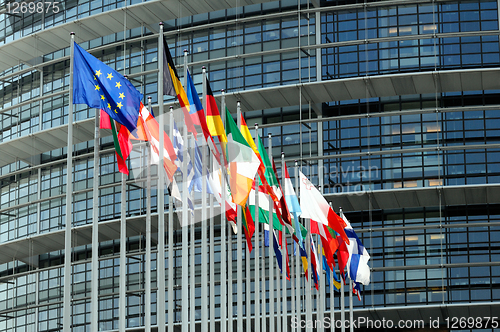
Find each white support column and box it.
[340,277,345,332]
[318,234,324,332]
[63,32,75,332]
[167,107,175,332]
[209,154,215,332]
[254,124,261,332]
[119,173,127,332]
[236,102,243,332]
[157,22,166,332]
[145,96,153,332]
[220,90,228,332]
[90,107,100,332]
[268,134,274,332]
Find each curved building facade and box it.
[0,0,500,331]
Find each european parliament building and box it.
[1,0,500,331]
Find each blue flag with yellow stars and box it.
[72,42,142,133]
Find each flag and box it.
[73,42,142,133]
[205,78,226,141]
[208,158,237,223]
[343,215,371,286]
[271,160,296,239]
[129,103,177,180]
[310,220,338,269]
[273,230,290,280]
[224,108,260,206]
[99,110,132,175]
[172,120,195,189]
[310,235,320,290]
[242,204,255,252]
[284,162,305,250]
[299,242,309,280]
[162,37,198,136]
[323,248,341,291]
[240,115,277,202]
[191,140,213,194]
[185,70,221,164]
[299,171,349,245]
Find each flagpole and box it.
[340,274,345,332]
[294,161,300,332]
[339,208,354,332]
[168,107,175,332]
[236,102,243,332]
[204,70,216,332]
[328,202,335,332]
[63,31,75,332]
[184,49,196,332]
[119,171,127,332]
[220,89,228,332]
[157,22,167,332]
[254,123,261,332]
[318,232,324,332]
[304,170,312,332]
[268,133,275,332]
[182,112,189,332]
[145,96,153,332]
[201,67,209,331]
[281,153,287,332]
[90,76,100,332]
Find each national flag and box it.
[208,158,238,223]
[310,235,320,290]
[205,78,226,141]
[172,120,195,189]
[185,70,221,164]
[129,103,177,180]
[224,108,260,206]
[299,242,308,280]
[240,115,277,202]
[310,220,338,269]
[99,110,132,175]
[242,204,255,252]
[343,215,371,286]
[271,160,296,239]
[299,172,349,245]
[191,140,213,194]
[273,230,290,280]
[162,37,198,136]
[73,42,142,133]
[283,162,305,250]
[322,248,341,291]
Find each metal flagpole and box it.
[254,124,261,332]
[339,208,354,332]
[340,263,345,332]
[145,96,152,332]
[328,203,334,332]
[184,49,196,332]
[236,102,243,332]
[182,117,189,332]
[318,233,324,332]
[90,89,100,332]
[201,67,209,331]
[294,161,300,332]
[304,169,312,332]
[260,125,267,332]
[157,22,166,332]
[63,32,75,332]
[220,90,228,332]
[168,107,175,332]
[268,134,274,332]
[119,173,127,332]
[281,153,287,332]
[203,70,216,332]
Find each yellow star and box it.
[116,102,123,109]
[107,73,113,80]
[100,95,105,100]
[94,85,100,91]
[118,93,125,99]
[107,103,111,109]
[115,82,122,89]
[95,70,102,77]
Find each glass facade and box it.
[1,0,500,330]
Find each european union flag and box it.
[72,42,142,133]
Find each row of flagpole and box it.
[66,23,369,332]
